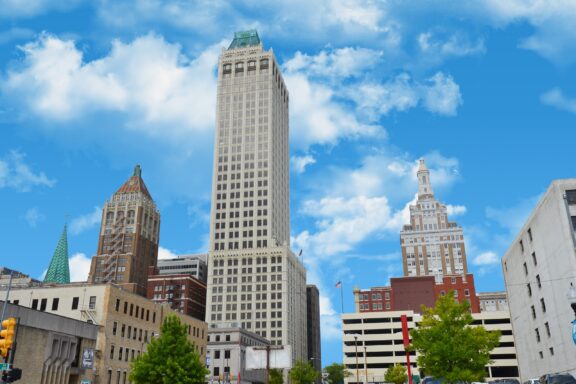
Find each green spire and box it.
[44,224,71,284]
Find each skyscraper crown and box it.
[114,165,152,200]
[44,224,71,284]
[228,30,261,49]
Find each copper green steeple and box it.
[44,224,71,284]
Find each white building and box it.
[342,310,519,383]
[207,325,269,384]
[206,30,307,363]
[502,179,576,380]
[478,291,509,312]
[156,253,208,283]
[400,160,468,282]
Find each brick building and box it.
[147,265,207,321]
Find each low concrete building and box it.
[156,254,208,283]
[478,292,509,312]
[0,301,98,384]
[0,267,42,288]
[2,282,207,384]
[502,179,576,379]
[342,310,519,384]
[207,325,269,384]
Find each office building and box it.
[88,165,160,296]
[2,283,207,383]
[147,264,207,321]
[400,159,468,282]
[207,325,269,384]
[502,179,576,379]
[156,254,208,283]
[478,292,509,313]
[0,301,98,384]
[206,30,307,362]
[353,274,480,314]
[306,285,322,380]
[342,310,519,384]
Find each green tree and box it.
[270,368,285,384]
[410,293,500,384]
[129,314,209,384]
[324,363,352,384]
[289,361,320,384]
[384,364,407,384]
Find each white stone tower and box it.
[206,30,307,363]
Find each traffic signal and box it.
[7,368,22,382]
[0,317,17,358]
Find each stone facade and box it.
[3,283,207,384]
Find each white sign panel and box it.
[245,345,292,370]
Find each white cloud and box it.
[158,246,178,260]
[24,207,45,227]
[291,155,316,174]
[0,150,55,192]
[0,0,82,18]
[541,88,576,114]
[69,207,102,235]
[446,204,467,216]
[485,195,540,235]
[284,47,383,80]
[351,72,462,119]
[69,252,91,282]
[417,31,485,58]
[3,33,220,141]
[473,251,500,266]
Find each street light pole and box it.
[363,346,368,384]
[354,335,359,384]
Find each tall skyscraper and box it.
[206,30,307,362]
[400,159,468,282]
[306,285,321,381]
[88,165,160,296]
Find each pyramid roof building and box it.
[44,224,71,284]
[114,165,152,200]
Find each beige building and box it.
[88,165,160,297]
[478,291,509,312]
[4,283,207,384]
[342,310,519,383]
[400,159,468,282]
[206,30,307,363]
[1,301,98,384]
[502,179,576,379]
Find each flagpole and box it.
[340,282,344,313]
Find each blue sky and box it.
[1,0,576,367]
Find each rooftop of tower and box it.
[114,165,153,200]
[228,29,261,49]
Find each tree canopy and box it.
[410,293,500,384]
[269,368,285,384]
[324,363,352,384]
[129,314,209,384]
[289,361,320,384]
[384,364,407,384]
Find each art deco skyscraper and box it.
[206,30,307,362]
[88,165,160,296]
[400,159,468,282]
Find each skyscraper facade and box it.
[206,30,307,362]
[400,159,468,282]
[88,165,160,296]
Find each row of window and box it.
[222,59,269,74]
[114,298,157,323]
[24,295,97,312]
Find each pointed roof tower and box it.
[417,158,434,199]
[114,165,152,200]
[44,224,71,284]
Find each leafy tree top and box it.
[324,363,352,384]
[289,361,320,384]
[129,314,209,384]
[384,364,408,384]
[410,293,500,384]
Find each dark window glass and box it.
[566,189,576,205]
[52,298,59,311]
[72,297,79,310]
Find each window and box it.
[224,350,231,359]
[532,252,537,266]
[89,296,97,309]
[520,240,524,253]
[535,328,540,342]
[113,321,117,336]
[527,283,532,297]
[115,298,120,311]
[451,277,457,284]
[531,305,536,319]
[536,275,541,288]
[110,345,115,359]
[215,350,221,359]
[523,262,528,275]
[51,298,59,311]
[539,351,543,359]
[549,347,554,356]
[40,298,47,311]
[540,298,546,313]
[545,322,551,337]
[528,228,533,242]
[72,297,79,310]
[464,289,470,297]
[566,189,576,205]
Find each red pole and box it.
[401,315,413,384]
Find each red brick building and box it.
[147,266,207,321]
[354,273,480,314]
